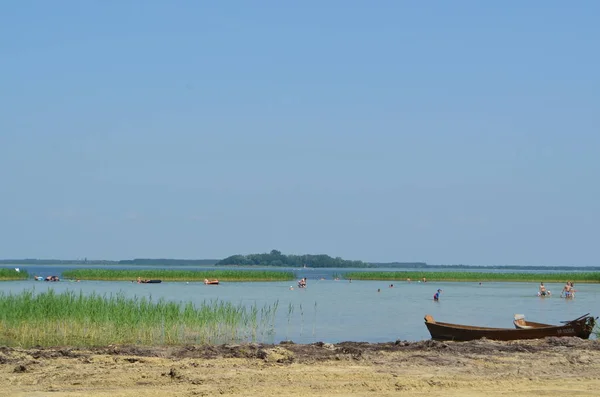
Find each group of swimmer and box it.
[405,277,428,283]
[562,281,576,298]
[375,283,442,301]
[294,277,579,302]
[292,276,349,290]
[34,275,60,282]
[297,277,307,288]
[538,281,576,298]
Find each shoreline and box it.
[2,338,600,396]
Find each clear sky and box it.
[1,1,599,265]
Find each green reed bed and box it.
[0,289,279,347]
[0,268,29,281]
[61,269,295,282]
[344,271,600,283]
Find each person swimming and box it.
[433,289,442,301]
[562,281,574,298]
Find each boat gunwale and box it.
[430,320,571,332]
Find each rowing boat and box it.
[424,314,596,341]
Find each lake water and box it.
[2,265,598,343]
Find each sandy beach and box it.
[1,337,599,396]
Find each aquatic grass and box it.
[312,301,317,338]
[286,303,294,341]
[343,271,600,283]
[299,304,304,337]
[62,269,295,282]
[0,289,279,347]
[0,268,29,281]
[282,302,318,342]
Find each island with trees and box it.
[216,250,376,268]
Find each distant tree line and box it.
[215,250,374,268]
[2,258,599,271]
[0,259,218,266]
[117,259,219,266]
[371,262,600,271]
[0,259,117,265]
[370,262,429,268]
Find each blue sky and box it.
[1,1,599,265]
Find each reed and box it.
[285,303,294,341]
[343,271,600,283]
[312,301,317,338]
[299,304,304,337]
[0,289,278,347]
[61,269,295,282]
[0,268,28,281]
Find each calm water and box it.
[2,265,598,343]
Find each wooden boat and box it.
[424,314,596,341]
[204,279,219,285]
[140,279,162,284]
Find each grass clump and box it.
[0,268,28,281]
[343,271,600,283]
[0,289,279,347]
[62,269,295,282]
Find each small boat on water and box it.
[204,279,219,285]
[140,279,162,284]
[424,313,596,341]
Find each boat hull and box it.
[424,314,595,342]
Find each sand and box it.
[2,337,600,396]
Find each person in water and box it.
[539,282,547,296]
[562,281,574,298]
[433,289,442,301]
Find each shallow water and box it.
[2,273,598,343]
